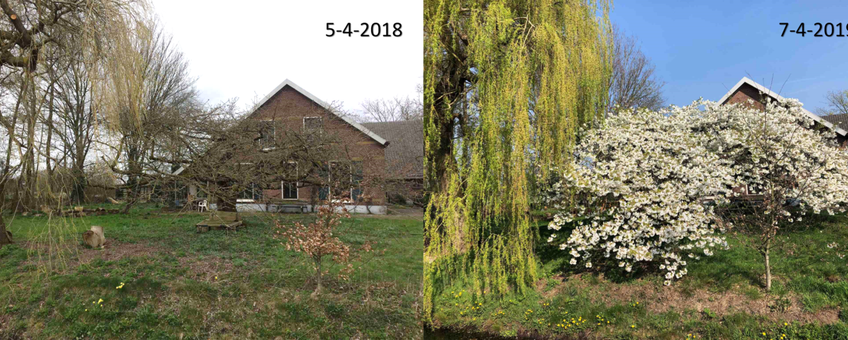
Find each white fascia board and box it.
[250,79,389,146]
[718,77,847,136]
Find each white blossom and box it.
[546,98,848,284]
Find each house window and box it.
[318,163,330,201]
[352,161,363,202]
[259,121,275,146]
[303,117,323,133]
[238,183,262,202]
[282,162,298,200]
[197,181,208,199]
[324,161,353,203]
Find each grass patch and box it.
[426,214,848,339]
[1,204,422,339]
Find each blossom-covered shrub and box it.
[547,98,848,285]
[546,105,732,284]
[699,98,848,290]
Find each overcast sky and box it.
[149,0,423,115]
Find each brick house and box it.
[718,77,848,197]
[184,79,391,214]
[718,77,848,145]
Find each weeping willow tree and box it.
[423,0,613,316]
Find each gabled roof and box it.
[362,120,424,180]
[821,113,848,131]
[718,77,848,136]
[249,79,388,145]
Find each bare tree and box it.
[608,26,665,112]
[815,90,848,116]
[359,92,422,122]
[173,103,382,216]
[53,41,97,205]
[0,0,145,246]
[99,18,198,213]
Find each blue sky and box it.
[611,1,848,113]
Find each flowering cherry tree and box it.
[547,98,848,287]
[702,98,848,290]
[546,105,733,285]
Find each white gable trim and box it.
[250,79,389,146]
[719,77,847,136]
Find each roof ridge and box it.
[718,77,847,136]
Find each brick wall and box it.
[248,86,387,205]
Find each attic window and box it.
[259,121,275,146]
[303,117,323,133]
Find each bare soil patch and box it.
[176,255,235,282]
[76,239,166,264]
[19,239,166,271]
[544,274,840,324]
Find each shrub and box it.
[547,98,848,286]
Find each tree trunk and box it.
[45,82,54,178]
[764,245,772,291]
[0,213,12,247]
[21,72,37,211]
[218,182,237,212]
[311,258,323,299]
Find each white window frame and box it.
[281,161,299,200]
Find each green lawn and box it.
[427,214,848,339]
[0,205,423,339]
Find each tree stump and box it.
[83,226,105,248]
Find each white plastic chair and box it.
[197,199,208,212]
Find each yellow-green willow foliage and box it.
[424,0,612,317]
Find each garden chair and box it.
[197,199,208,212]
